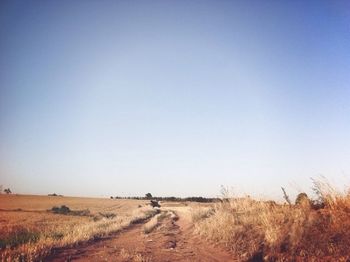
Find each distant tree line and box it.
[110,194,220,203]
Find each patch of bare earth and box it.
[47,210,235,262]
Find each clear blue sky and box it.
[1,1,350,199]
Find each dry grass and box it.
[193,179,350,261]
[119,248,152,262]
[0,195,155,262]
[142,210,178,234]
[191,206,214,223]
[143,212,163,234]
[0,194,147,213]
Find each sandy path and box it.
[47,209,235,262]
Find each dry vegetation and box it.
[143,212,164,234]
[143,210,178,234]
[0,195,156,262]
[119,248,152,262]
[193,179,350,261]
[2,179,350,261]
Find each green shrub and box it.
[51,205,71,214]
[0,228,40,249]
[50,205,90,216]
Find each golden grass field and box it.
[0,195,156,261]
[2,179,350,262]
[191,180,350,261]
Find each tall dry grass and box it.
[193,179,350,261]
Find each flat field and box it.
[2,187,350,262]
[0,195,234,262]
[0,195,154,261]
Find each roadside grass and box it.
[191,207,214,223]
[143,211,169,234]
[193,178,350,261]
[120,248,152,262]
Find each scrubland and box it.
[2,179,350,262]
[192,179,350,261]
[0,195,156,261]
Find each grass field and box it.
[0,195,156,261]
[192,180,350,261]
[2,180,350,261]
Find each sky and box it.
[1,1,350,199]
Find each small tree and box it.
[145,193,153,199]
[4,188,11,194]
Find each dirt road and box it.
[47,208,235,262]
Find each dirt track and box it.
[47,209,235,262]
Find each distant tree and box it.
[145,193,153,199]
[0,185,2,194]
[110,196,114,199]
[4,188,11,194]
